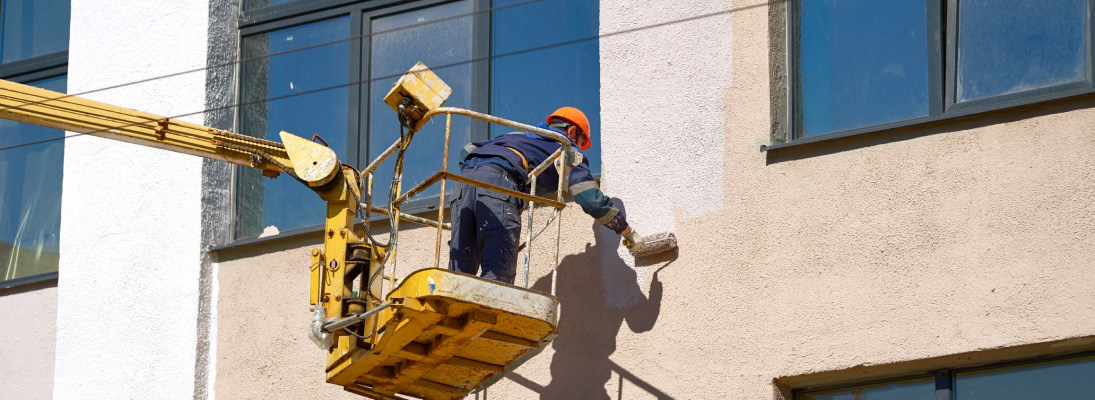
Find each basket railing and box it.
[360,107,575,298]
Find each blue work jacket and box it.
[460,123,628,234]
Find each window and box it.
[491,0,600,172]
[0,0,70,63]
[953,355,1095,399]
[237,17,351,239]
[235,0,600,239]
[793,354,1095,400]
[788,0,1093,142]
[797,376,935,400]
[0,0,69,285]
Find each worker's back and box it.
[465,124,592,193]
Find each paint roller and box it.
[623,231,678,258]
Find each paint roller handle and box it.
[621,226,645,255]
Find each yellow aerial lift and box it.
[0,63,579,399]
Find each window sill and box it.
[0,272,59,294]
[763,86,1095,153]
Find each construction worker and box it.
[448,107,642,284]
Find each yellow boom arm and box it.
[0,79,297,177]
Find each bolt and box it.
[322,295,330,302]
[339,229,346,238]
[327,229,335,238]
[312,249,320,256]
[334,295,342,301]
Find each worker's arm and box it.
[568,159,629,234]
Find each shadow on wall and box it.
[501,199,677,399]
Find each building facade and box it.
[2,0,1094,399]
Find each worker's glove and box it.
[621,226,644,255]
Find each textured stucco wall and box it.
[55,0,209,398]
[0,285,57,399]
[215,0,1095,398]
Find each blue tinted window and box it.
[368,0,473,200]
[956,0,1088,102]
[798,0,930,137]
[0,0,70,63]
[0,75,66,281]
[797,376,934,400]
[492,0,600,173]
[954,356,1095,400]
[238,17,350,238]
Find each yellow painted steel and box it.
[383,61,452,125]
[0,62,569,400]
[327,269,559,400]
[0,79,294,176]
[281,131,341,187]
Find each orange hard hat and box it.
[546,107,591,150]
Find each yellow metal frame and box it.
[362,107,577,295]
[326,269,558,400]
[0,79,294,176]
[329,63,575,398]
[0,62,572,400]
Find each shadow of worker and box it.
[528,200,673,399]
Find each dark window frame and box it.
[771,0,1095,151]
[791,350,1095,400]
[232,0,492,240]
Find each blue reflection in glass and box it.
[954,356,1095,400]
[492,0,600,173]
[0,0,70,63]
[238,17,349,238]
[797,376,934,400]
[369,0,472,201]
[0,75,66,281]
[244,0,296,11]
[799,0,929,137]
[957,0,1087,102]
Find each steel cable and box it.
[0,0,774,153]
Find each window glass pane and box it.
[956,0,1088,102]
[237,17,349,238]
[243,0,297,11]
[798,0,929,137]
[954,356,1095,400]
[0,0,70,63]
[492,0,600,173]
[797,376,934,400]
[368,0,473,201]
[0,75,66,281]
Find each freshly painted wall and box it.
[214,0,1095,399]
[0,285,57,399]
[54,0,210,398]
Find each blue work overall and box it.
[447,164,525,284]
[448,123,628,284]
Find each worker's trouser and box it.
[448,165,525,284]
